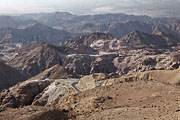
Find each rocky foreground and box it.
[1,69,180,119]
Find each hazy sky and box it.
[0,0,180,17]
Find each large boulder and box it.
[32,79,79,106]
[0,79,50,108]
[77,73,109,91]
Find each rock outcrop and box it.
[0,76,80,109]
[0,79,50,108]
[32,78,79,106]
[77,73,109,91]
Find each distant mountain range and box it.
[0,12,179,46]
[0,23,73,45]
[16,12,151,27]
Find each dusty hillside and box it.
[29,64,76,80]
[1,68,180,119]
[58,76,180,120]
[0,106,69,120]
[119,68,180,85]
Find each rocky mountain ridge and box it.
[5,31,180,79]
[0,23,73,45]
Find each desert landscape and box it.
[0,0,180,119]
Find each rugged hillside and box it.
[61,32,114,54]
[1,68,180,119]
[0,12,151,30]
[0,106,69,120]
[0,16,19,28]
[63,32,114,46]
[0,76,79,108]
[59,32,180,76]
[0,12,180,40]
[0,23,73,45]
[6,31,180,79]
[18,12,151,27]
[113,50,180,75]
[120,31,180,49]
[62,17,180,40]
[0,15,38,29]
[58,75,180,120]
[0,61,26,91]
[0,42,19,61]
[68,21,153,38]
[29,64,76,80]
[7,42,66,78]
[152,19,180,37]
[18,12,76,27]
[61,31,180,53]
